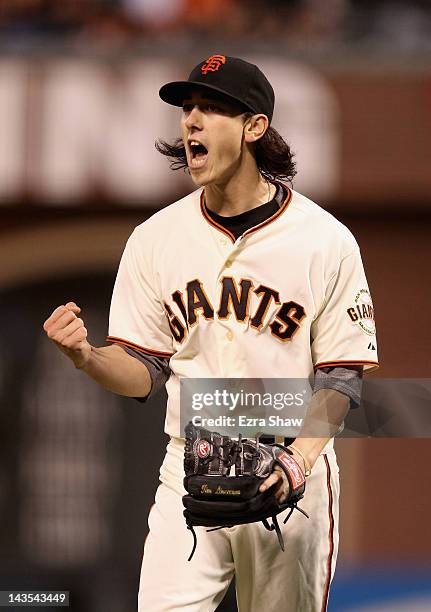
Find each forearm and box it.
[292,388,350,470]
[78,344,152,398]
[44,302,152,398]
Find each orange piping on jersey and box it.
[106,336,174,359]
[200,191,236,243]
[199,185,292,243]
[321,454,335,612]
[314,360,379,370]
[242,186,292,238]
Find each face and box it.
[180,90,249,187]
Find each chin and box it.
[190,172,205,185]
[190,168,212,188]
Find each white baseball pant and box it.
[138,449,339,612]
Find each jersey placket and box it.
[213,234,249,378]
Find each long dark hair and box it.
[155,113,297,184]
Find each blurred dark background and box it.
[1,0,431,50]
[1,1,431,611]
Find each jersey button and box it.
[226,330,234,341]
[225,259,232,268]
[220,238,227,246]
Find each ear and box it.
[243,114,269,144]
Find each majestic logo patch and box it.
[201,55,226,75]
[347,289,375,336]
[195,439,211,459]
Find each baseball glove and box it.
[183,422,308,560]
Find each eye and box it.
[207,103,222,113]
[182,103,193,113]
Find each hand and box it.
[43,302,91,369]
[259,466,290,503]
[258,448,308,503]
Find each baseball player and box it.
[43,55,378,611]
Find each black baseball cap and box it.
[159,55,275,123]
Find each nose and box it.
[184,105,203,130]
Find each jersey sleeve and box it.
[107,228,174,359]
[311,248,379,372]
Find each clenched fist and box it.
[43,301,91,369]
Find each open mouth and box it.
[189,141,208,169]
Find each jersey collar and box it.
[200,185,292,244]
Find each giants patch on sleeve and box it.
[346,289,375,336]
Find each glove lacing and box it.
[186,499,309,561]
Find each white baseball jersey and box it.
[108,185,378,440]
[108,185,376,612]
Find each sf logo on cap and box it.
[201,55,226,75]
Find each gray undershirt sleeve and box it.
[117,345,362,408]
[116,344,171,402]
[313,366,363,408]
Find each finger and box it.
[45,309,77,336]
[259,471,282,492]
[275,479,288,500]
[275,487,284,502]
[60,325,88,349]
[276,490,287,503]
[276,474,290,503]
[54,318,85,344]
[43,303,80,330]
[65,302,81,313]
[43,305,66,330]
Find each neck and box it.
[204,166,275,217]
